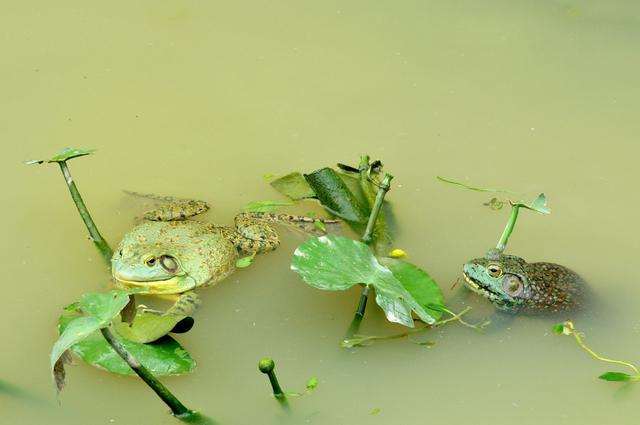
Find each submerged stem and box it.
[342,307,487,348]
[100,327,193,417]
[57,161,113,265]
[496,204,519,252]
[564,320,640,375]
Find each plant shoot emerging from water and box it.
[553,320,640,382]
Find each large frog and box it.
[112,193,337,316]
[462,249,586,314]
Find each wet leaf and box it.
[552,323,565,335]
[437,176,509,193]
[51,315,102,383]
[598,372,633,382]
[306,376,319,392]
[270,172,316,200]
[241,200,294,213]
[291,236,436,326]
[114,311,186,343]
[384,259,444,320]
[59,311,195,376]
[513,193,550,214]
[78,290,133,324]
[26,147,96,165]
[236,253,255,268]
[304,168,370,223]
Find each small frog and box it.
[112,193,338,316]
[462,249,586,314]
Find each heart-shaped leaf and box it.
[291,236,436,326]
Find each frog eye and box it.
[502,274,524,297]
[486,264,503,278]
[159,255,179,273]
[144,256,157,267]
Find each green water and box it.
[3,1,640,424]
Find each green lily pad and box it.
[241,200,294,213]
[50,290,132,376]
[291,235,436,327]
[26,147,95,164]
[270,172,317,200]
[59,311,195,376]
[383,259,444,321]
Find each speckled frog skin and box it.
[462,249,586,314]
[112,193,337,315]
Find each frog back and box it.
[522,262,587,314]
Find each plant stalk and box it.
[355,285,370,319]
[496,204,520,252]
[58,161,113,265]
[362,174,393,244]
[100,327,193,417]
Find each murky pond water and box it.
[3,1,640,424]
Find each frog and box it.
[462,248,586,314]
[111,193,338,316]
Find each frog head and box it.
[462,249,532,313]
[112,242,197,295]
[111,221,206,295]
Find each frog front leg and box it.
[126,191,210,221]
[164,291,202,316]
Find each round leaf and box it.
[291,236,437,326]
[59,311,195,376]
[384,259,444,320]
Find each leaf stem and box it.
[563,320,640,375]
[57,161,113,265]
[100,327,193,417]
[362,174,393,244]
[496,204,519,252]
[355,285,370,319]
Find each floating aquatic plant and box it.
[553,320,640,383]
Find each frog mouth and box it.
[462,271,501,301]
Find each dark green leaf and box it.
[304,168,370,223]
[59,311,195,376]
[291,235,436,326]
[241,200,294,213]
[598,372,633,382]
[384,259,444,320]
[552,323,565,335]
[270,172,316,200]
